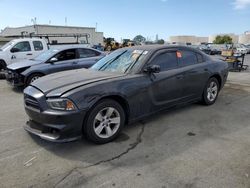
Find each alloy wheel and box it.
[93,107,121,139]
[207,81,218,102]
[30,76,40,83]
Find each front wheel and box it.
[84,99,125,144]
[26,73,43,87]
[202,77,219,105]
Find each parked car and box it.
[23,45,228,144]
[199,44,218,55]
[234,44,248,55]
[241,44,250,54]
[6,47,105,86]
[0,38,48,71]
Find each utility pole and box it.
[31,17,38,34]
[65,17,67,26]
[95,22,98,32]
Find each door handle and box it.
[26,53,33,56]
[176,75,184,79]
[72,61,78,64]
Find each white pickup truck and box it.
[0,38,48,70]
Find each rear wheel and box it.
[84,99,125,144]
[202,77,219,105]
[26,73,43,86]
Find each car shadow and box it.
[28,86,250,171]
[29,102,214,165]
[11,86,24,93]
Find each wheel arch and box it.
[83,94,130,131]
[209,74,222,90]
[24,72,45,85]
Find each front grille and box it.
[25,95,40,110]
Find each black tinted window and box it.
[78,49,100,58]
[179,50,197,66]
[12,41,31,52]
[33,41,43,51]
[54,49,76,61]
[152,51,178,71]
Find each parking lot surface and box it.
[0,55,250,188]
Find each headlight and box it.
[47,98,76,111]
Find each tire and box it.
[0,60,6,79]
[26,73,43,87]
[84,99,125,144]
[202,77,219,105]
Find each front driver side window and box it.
[152,51,178,71]
[11,41,31,52]
[53,49,76,62]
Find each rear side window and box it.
[33,41,43,51]
[78,49,100,58]
[178,50,197,66]
[196,53,204,63]
[12,41,31,52]
[152,51,178,71]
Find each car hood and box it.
[7,59,42,70]
[31,69,124,97]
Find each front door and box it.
[46,49,78,74]
[9,41,33,63]
[146,50,186,109]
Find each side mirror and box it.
[10,48,20,53]
[49,57,58,63]
[144,65,160,74]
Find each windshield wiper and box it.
[124,52,144,73]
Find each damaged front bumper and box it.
[5,70,25,86]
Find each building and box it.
[0,37,11,47]
[168,35,208,45]
[238,31,250,44]
[0,24,104,46]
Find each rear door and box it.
[75,48,102,69]
[177,49,210,99]
[32,40,45,58]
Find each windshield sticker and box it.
[132,50,144,54]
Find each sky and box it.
[0,0,250,41]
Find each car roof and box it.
[49,46,103,52]
[122,44,203,53]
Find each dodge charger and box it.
[23,45,228,144]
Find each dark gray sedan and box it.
[6,47,105,86]
[23,45,228,144]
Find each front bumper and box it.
[5,70,24,86]
[24,86,87,142]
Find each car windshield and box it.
[0,41,13,51]
[33,49,60,61]
[91,49,148,73]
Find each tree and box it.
[213,35,233,44]
[133,35,146,44]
